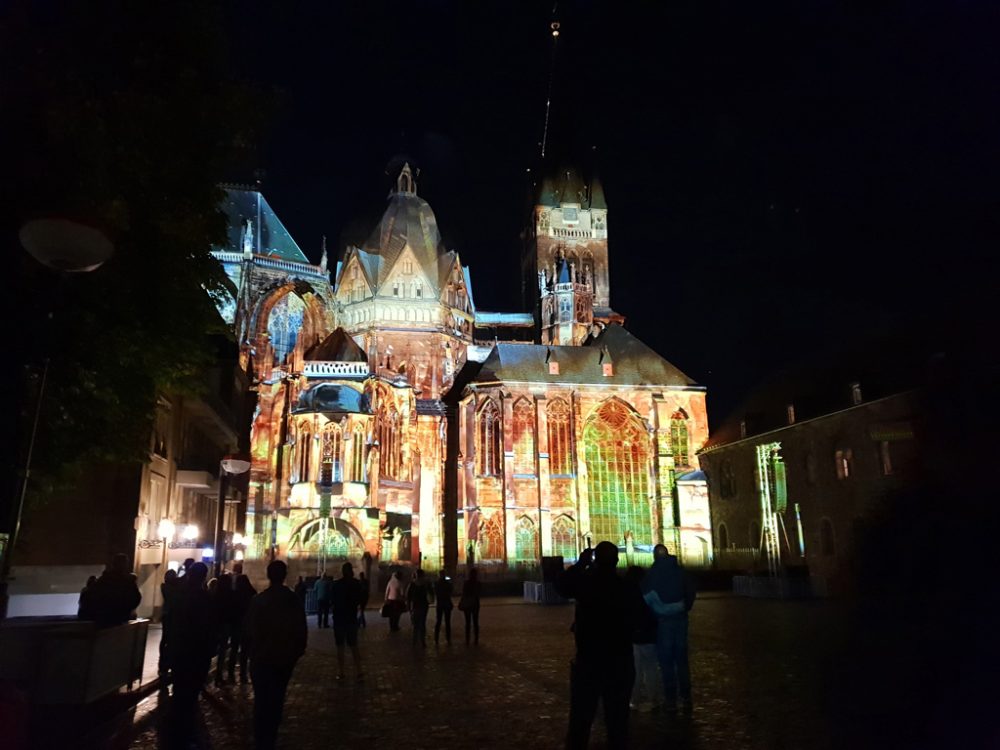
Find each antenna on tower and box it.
[540,2,560,160]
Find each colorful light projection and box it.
[755,442,787,575]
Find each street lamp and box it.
[0,218,114,621]
[213,455,251,577]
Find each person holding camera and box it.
[556,541,640,750]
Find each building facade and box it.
[213,162,713,575]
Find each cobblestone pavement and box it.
[128,594,844,750]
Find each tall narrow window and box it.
[379,405,400,479]
[835,449,852,479]
[512,399,536,475]
[321,425,342,484]
[879,441,893,476]
[351,425,365,481]
[670,410,690,468]
[477,400,502,477]
[480,513,505,560]
[298,426,312,482]
[514,516,537,562]
[583,399,652,546]
[547,399,573,475]
[551,515,577,561]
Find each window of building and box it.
[320,425,342,484]
[820,518,836,556]
[298,426,312,482]
[477,400,502,477]
[351,425,365,482]
[583,399,652,546]
[415,283,422,298]
[547,398,573,475]
[514,516,537,562]
[551,514,577,561]
[835,448,853,479]
[480,513,505,560]
[879,441,893,476]
[786,404,796,425]
[404,260,413,274]
[393,282,399,297]
[670,410,690,468]
[562,205,579,223]
[718,523,730,549]
[512,398,536,475]
[379,405,401,479]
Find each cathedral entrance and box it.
[583,399,653,548]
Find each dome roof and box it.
[294,383,371,415]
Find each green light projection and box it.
[584,400,652,546]
[514,515,537,561]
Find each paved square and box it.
[129,594,839,749]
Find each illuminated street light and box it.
[214,454,251,576]
[157,518,176,541]
[182,524,199,541]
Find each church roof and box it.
[220,187,310,264]
[535,166,605,210]
[304,328,366,362]
[362,165,448,289]
[471,324,699,388]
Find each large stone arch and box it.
[249,280,330,369]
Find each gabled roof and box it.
[363,191,447,290]
[305,328,366,362]
[470,324,699,388]
[220,188,310,264]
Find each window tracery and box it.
[512,398,535,475]
[547,398,573,475]
[551,514,577,561]
[320,424,342,484]
[477,399,502,477]
[670,409,690,468]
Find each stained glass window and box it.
[481,513,505,560]
[514,516,537,562]
[477,400,502,477]
[551,514,577,561]
[379,405,401,479]
[547,398,572,475]
[320,425,342,484]
[670,410,690,468]
[266,293,305,365]
[351,425,365,482]
[298,426,312,482]
[583,400,652,546]
[512,399,536,475]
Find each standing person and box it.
[357,571,370,628]
[293,575,308,609]
[384,569,405,632]
[555,542,640,750]
[313,573,333,629]
[433,570,454,645]
[158,569,181,679]
[77,575,97,620]
[625,566,660,712]
[85,553,142,627]
[245,560,308,750]
[169,562,217,747]
[642,544,696,714]
[331,562,364,681]
[458,567,482,645]
[406,569,432,647]
[229,574,256,683]
[212,573,235,685]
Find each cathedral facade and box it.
[213,163,712,574]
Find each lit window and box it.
[298,426,312,482]
[477,400,502,477]
[404,261,413,274]
[379,404,401,479]
[670,410,690,468]
[514,516,537,561]
[480,513,505,560]
[351,425,365,482]
[512,398,536,475]
[787,404,796,425]
[321,425,342,484]
[835,449,853,479]
[551,514,576,560]
[547,398,573,475]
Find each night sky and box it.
[228,1,998,423]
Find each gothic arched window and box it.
[351,425,365,482]
[547,398,573,475]
[298,425,312,482]
[480,513,505,560]
[551,514,577,561]
[583,399,652,546]
[512,398,535,475]
[670,409,690,469]
[320,424,342,484]
[379,404,401,479]
[477,399,502,477]
[514,516,538,562]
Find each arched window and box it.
[835,449,853,480]
[379,404,400,479]
[512,399,536,475]
[351,425,365,482]
[514,516,537,562]
[480,513,505,560]
[298,425,312,482]
[718,522,730,550]
[547,398,573,475]
[749,520,761,549]
[320,425,342,484]
[551,514,577,561]
[670,409,690,468]
[820,518,836,556]
[477,400,502,477]
[583,400,652,546]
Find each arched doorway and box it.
[583,399,653,547]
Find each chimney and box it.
[850,382,862,406]
[786,404,796,425]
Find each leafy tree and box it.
[2,1,270,506]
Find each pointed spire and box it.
[242,218,254,259]
[395,163,417,195]
[320,236,328,272]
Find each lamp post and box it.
[152,518,176,615]
[0,218,113,621]
[213,456,250,577]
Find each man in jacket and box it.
[331,562,364,680]
[313,573,333,629]
[245,560,308,750]
[642,544,696,713]
[556,541,640,750]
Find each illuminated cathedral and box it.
[212,162,713,575]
